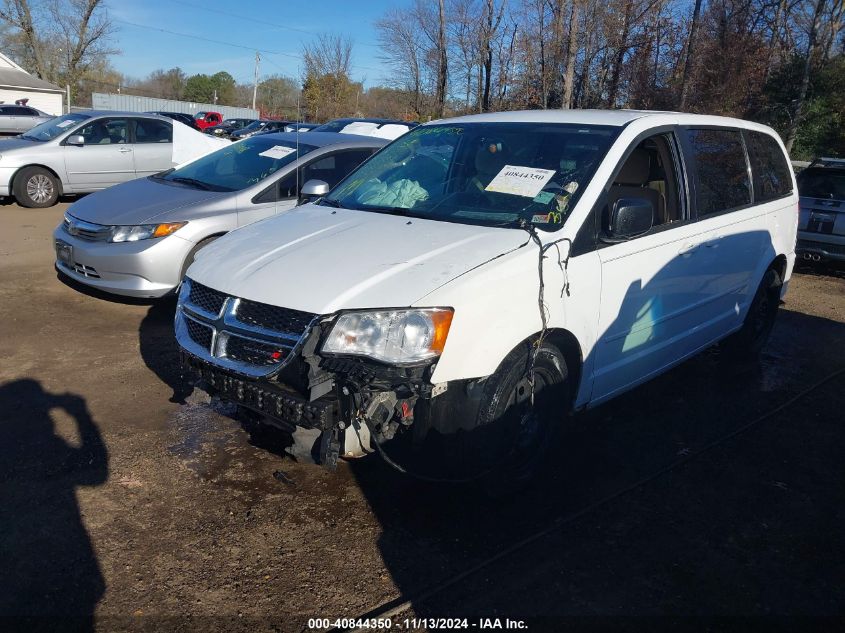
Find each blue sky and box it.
[108,0,392,87]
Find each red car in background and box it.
[194,111,223,130]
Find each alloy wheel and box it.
[26,174,54,204]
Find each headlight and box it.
[321,308,453,364]
[109,222,186,243]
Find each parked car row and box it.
[28,108,800,490]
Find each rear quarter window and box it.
[745,131,792,202]
[685,128,751,216]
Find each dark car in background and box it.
[230,120,291,140]
[204,118,257,139]
[146,111,202,132]
[796,157,845,263]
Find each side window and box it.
[134,118,173,143]
[78,118,129,145]
[685,129,751,216]
[744,131,792,202]
[301,150,373,189]
[603,132,685,237]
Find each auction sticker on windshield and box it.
[57,120,75,128]
[258,145,296,160]
[485,165,556,197]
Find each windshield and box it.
[158,135,317,192]
[325,122,618,230]
[194,112,207,120]
[21,113,90,142]
[798,167,845,200]
[312,120,353,133]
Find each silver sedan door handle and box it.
[118,147,132,153]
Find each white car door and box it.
[64,117,134,189]
[130,118,174,177]
[590,131,717,404]
[679,127,766,339]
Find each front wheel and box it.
[458,341,571,495]
[721,268,782,361]
[13,166,60,208]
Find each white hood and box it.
[186,204,527,315]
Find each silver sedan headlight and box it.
[109,222,186,243]
[321,308,454,365]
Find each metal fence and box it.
[91,93,259,119]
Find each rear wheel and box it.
[721,268,782,360]
[13,166,60,208]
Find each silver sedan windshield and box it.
[21,113,91,141]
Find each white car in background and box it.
[0,104,53,135]
[310,117,418,140]
[0,111,225,207]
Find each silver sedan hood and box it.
[67,177,230,225]
[0,137,43,152]
[186,204,528,314]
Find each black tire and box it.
[13,166,60,208]
[721,268,782,361]
[458,341,570,495]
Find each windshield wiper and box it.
[20,134,41,141]
[318,198,341,208]
[169,176,211,190]
[358,205,412,217]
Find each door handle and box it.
[678,242,699,255]
[118,147,132,153]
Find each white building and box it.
[0,52,63,115]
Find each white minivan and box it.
[174,110,797,489]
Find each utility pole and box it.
[213,89,218,105]
[252,52,260,112]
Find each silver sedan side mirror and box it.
[300,179,330,198]
[66,135,85,146]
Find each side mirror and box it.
[605,197,654,241]
[66,134,85,146]
[299,179,330,204]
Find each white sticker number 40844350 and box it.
[484,165,556,198]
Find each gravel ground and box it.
[1,201,843,632]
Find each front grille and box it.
[797,239,845,256]
[175,278,318,378]
[185,316,213,350]
[223,335,287,366]
[189,281,226,315]
[63,215,111,242]
[236,299,315,333]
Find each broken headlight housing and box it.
[321,308,454,365]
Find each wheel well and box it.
[180,232,227,279]
[540,328,583,409]
[12,164,64,196]
[769,254,787,281]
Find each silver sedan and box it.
[0,110,174,207]
[53,132,386,298]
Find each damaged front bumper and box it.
[175,279,463,469]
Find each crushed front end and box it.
[175,278,447,469]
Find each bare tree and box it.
[0,0,115,99]
[436,0,448,116]
[679,0,704,110]
[785,0,827,152]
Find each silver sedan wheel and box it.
[26,174,54,204]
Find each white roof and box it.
[0,51,25,72]
[431,108,765,131]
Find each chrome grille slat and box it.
[63,214,111,242]
[175,278,318,378]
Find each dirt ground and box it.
[1,200,844,632]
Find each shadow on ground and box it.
[346,307,845,623]
[0,379,108,631]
